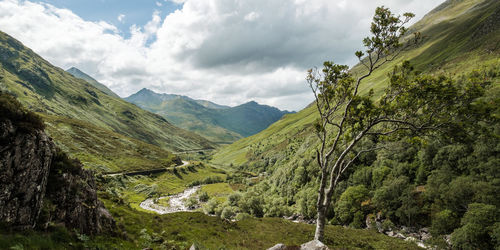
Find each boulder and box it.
[300,240,329,250]
[268,243,287,250]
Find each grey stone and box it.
[268,243,287,250]
[0,120,54,229]
[300,240,329,250]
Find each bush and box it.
[221,206,239,220]
[335,185,369,226]
[202,198,218,215]
[431,209,459,236]
[0,91,45,132]
[227,193,242,206]
[198,192,209,202]
[185,196,198,209]
[381,219,395,232]
[234,213,252,221]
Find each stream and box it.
[139,185,200,214]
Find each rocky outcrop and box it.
[0,93,115,235]
[0,119,55,229]
[40,152,116,235]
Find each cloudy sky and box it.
[0,0,444,111]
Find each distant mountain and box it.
[66,67,120,98]
[0,31,215,172]
[125,88,293,143]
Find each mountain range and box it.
[125,88,293,143]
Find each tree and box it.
[305,5,477,241]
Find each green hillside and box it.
[125,88,292,143]
[211,0,499,247]
[0,31,215,171]
[212,0,500,167]
[66,67,120,98]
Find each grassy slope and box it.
[41,114,179,172]
[66,67,120,98]
[0,31,217,171]
[212,0,500,167]
[0,211,421,249]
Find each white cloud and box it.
[156,1,163,7]
[0,0,444,111]
[117,13,125,22]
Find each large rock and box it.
[0,119,55,229]
[300,240,329,250]
[268,243,287,250]
[0,97,115,235]
[41,158,116,235]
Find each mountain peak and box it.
[65,67,119,98]
[137,88,154,94]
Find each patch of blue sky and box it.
[39,0,182,38]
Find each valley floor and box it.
[0,160,423,249]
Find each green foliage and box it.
[334,185,369,227]
[431,209,459,236]
[198,191,209,202]
[189,176,224,187]
[203,198,219,215]
[451,203,499,250]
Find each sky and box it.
[0,0,445,111]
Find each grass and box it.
[41,114,180,172]
[201,183,236,203]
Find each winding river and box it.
[139,186,200,214]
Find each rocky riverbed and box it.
[140,186,200,214]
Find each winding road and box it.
[104,161,190,177]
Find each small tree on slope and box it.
[307,6,467,241]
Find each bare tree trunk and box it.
[314,205,326,241]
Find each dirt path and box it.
[104,161,190,177]
[139,185,200,214]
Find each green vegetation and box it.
[42,114,180,172]
[212,0,500,247]
[99,162,228,210]
[0,90,44,132]
[125,88,292,143]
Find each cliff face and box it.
[40,151,115,235]
[0,118,55,229]
[0,92,114,235]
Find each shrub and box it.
[198,192,209,202]
[381,219,395,232]
[227,193,242,206]
[0,91,45,132]
[221,206,238,220]
[431,209,459,236]
[185,196,198,209]
[234,213,252,221]
[202,198,218,215]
